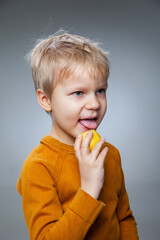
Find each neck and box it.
[49,127,75,146]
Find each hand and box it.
[74,131,108,199]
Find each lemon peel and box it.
[82,130,101,151]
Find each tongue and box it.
[79,119,97,130]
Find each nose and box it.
[85,94,100,110]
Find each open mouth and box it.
[79,118,98,130]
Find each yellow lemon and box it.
[82,130,101,151]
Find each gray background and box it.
[0,0,160,239]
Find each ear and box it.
[37,89,52,112]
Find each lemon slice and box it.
[82,130,101,151]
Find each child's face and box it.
[49,68,108,145]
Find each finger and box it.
[90,138,106,160]
[97,147,109,168]
[81,131,93,156]
[74,135,82,160]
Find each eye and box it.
[73,91,83,96]
[96,89,106,95]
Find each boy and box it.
[17,32,139,240]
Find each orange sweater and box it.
[17,135,139,240]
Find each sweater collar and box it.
[40,135,75,153]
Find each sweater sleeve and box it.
[116,152,139,240]
[17,158,105,240]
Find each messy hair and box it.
[27,31,110,99]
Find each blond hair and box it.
[28,31,110,99]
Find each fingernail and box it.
[88,131,93,135]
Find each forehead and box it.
[60,68,108,91]
[60,63,108,85]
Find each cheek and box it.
[100,99,107,118]
[105,100,107,112]
[61,102,81,120]
[52,94,83,120]
[101,97,107,110]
